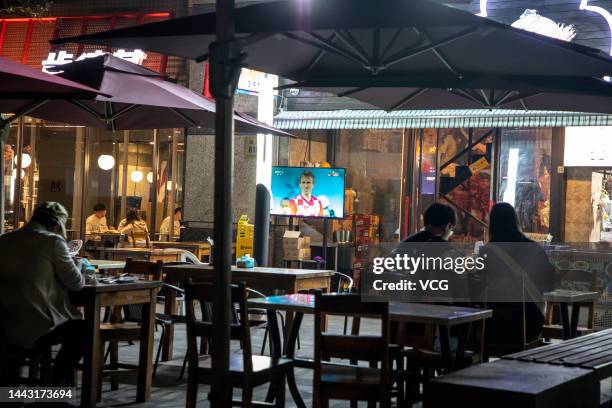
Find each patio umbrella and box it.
[50,2,612,405]
[277,73,612,112]
[51,0,612,80]
[0,54,292,136]
[0,56,106,234]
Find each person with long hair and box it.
[118,209,149,246]
[479,202,558,353]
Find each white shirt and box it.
[85,214,108,234]
[160,216,180,239]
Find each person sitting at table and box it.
[159,207,182,241]
[0,201,85,386]
[404,202,456,242]
[118,209,150,246]
[478,202,559,350]
[85,203,109,240]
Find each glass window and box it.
[497,128,552,234]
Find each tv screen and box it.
[270,166,345,219]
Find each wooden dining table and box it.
[69,280,162,408]
[97,247,183,263]
[160,264,334,361]
[248,294,492,408]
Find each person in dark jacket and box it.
[404,202,456,243]
[480,202,558,349]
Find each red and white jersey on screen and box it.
[290,194,324,217]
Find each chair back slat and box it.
[185,281,252,373]
[321,334,386,361]
[124,258,162,280]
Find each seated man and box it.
[85,202,109,240]
[0,202,85,386]
[159,207,182,241]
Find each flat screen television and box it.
[270,166,345,219]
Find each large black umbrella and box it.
[51,2,612,406]
[278,74,612,112]
[52,0,612,79]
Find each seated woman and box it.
[478,203,558,353]
[118,209,149,247]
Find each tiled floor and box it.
[75,307,611,407]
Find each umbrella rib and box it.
[414,28,462,79]
[302,33,338,78]
[169,107,197,127]
[110,104,141,121]
[450,88,485,106]
[388,88,428,111]
[493,90,516,106]
[69,99,105,123]
[380,28,403,61]
[307,31,370,65]
[334,30,372,66]
[383,27,479,70]
[498,92,542,107]
[338,87,368,98]
[479,89,491,106]
[5,99,50,122]
[283,31,365,67]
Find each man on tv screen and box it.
[289,170,324,217]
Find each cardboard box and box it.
[284,248,311,260]
[283,230,311,249]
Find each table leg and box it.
[282,311,294,355]
[136,291,155,403]
[570,303,581,339]
[285,312,306,408]
[438,326,452,374]
[162,282,177,361]
[560,303,571,340]
[265,310,281,404]
[81,296,101,408]
[453,324,471,371]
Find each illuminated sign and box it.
[42,49,147,74]
[478,0,612,55]
[511,9,576,41]
[564,126,612,166]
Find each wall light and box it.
[147,171,153,183]
[97,154,115,170]
[14,153,31,169]
[130,170,144,183]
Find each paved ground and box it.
[70,305,611,407]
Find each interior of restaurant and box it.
[2,119,184,239]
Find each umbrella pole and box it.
[210,0,240,406]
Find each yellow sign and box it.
[468,157,489,174]
[236,215,254,258]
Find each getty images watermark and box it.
[360,242,566,303]
[370,251,487,292]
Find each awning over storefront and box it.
[273,109,612,130]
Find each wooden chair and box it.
[97,258,163,395]
[0,317,53,386]
[543,269,597,339]
[129,229,151,248]
[185,281,292,408]
[313,291,391,408]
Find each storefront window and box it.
[336,129,403,242]
[497,128,552,234]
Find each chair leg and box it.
[153,324,166,378]
[261,325,269,356]
[241,386,252,408]
[179,352,188,380]
[110,341,119,391]
[185,352,198,408]
[275,373,286,407]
